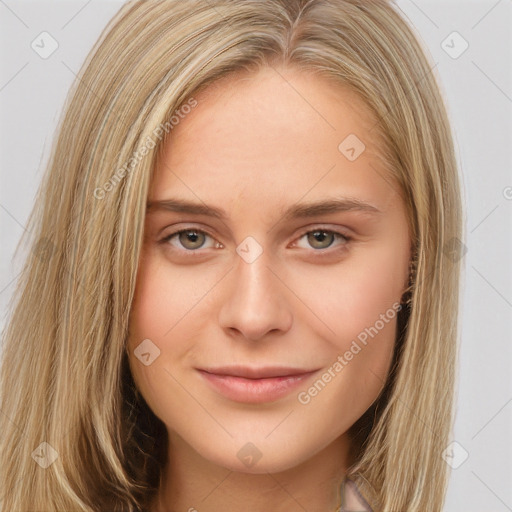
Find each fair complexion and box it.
[127,65,411,512]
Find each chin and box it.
[195,435,314,475]
[217,453,304,475]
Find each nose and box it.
[217,248,293,342]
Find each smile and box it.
[196,366,320,404]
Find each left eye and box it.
[161,227,350,253]
[294,229,350,250]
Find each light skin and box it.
[127,65,411,512]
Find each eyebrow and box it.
[146,197,382,221]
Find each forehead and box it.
[150,66,396,211]
[166,65,382,153]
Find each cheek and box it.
[295,268,401,427]
[126,249,200,409]
[128,248,207,342]
[300,242,407,348]
[290,240,406,411]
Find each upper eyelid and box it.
[160,225,351,248]
[294,225,352,239]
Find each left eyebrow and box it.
[278,197,382,222]
[146,196,382,221]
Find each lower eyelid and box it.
[160,230,219,250]
[293,230,351,248]
[160,228,351,252]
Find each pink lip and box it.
[197,366,320,404]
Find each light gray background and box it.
[1,1,511,510]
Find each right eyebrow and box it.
[146,198,228,219]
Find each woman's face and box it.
[127,66,411,474]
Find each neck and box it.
[151,432,353,512]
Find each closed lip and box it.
[196,365,321,404]
[197,365,319,379]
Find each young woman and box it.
[0,1,463,511]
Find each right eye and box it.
[160,228,222,252]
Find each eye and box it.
[159,226,351,255]
[294,228,351,251]
[160,228,221,251]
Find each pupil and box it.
[180,230,204,249]
[309,230,333,249]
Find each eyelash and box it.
[159,226,352,257]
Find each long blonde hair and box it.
[0,1,462,510]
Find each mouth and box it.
[196,365,320,404]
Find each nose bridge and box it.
[217,240,293,340]
[237,245,276,301]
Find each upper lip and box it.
[197,365,319,379]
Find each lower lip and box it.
[197,370,318,404]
